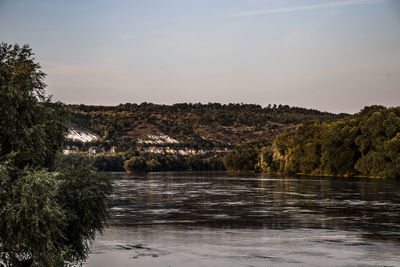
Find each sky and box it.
[1,0,399,113]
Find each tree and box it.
[0,43,112,266]
[354,107,400,177]
[223,140,269,172]
[124,156,147,173]
[0,43,66,170]
[268,106,400,178]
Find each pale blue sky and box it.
[1,0,399,113]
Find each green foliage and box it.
[145,158,162,172]
[124,153,225,173]
[319,120,359,175]
[124,156,147,173]
[0,164,66,266]
[64,102,345,151]
[62,153,125,172]
[223,140,270,171]
[0,43,113,266]
[353,107,400,177]
[93,154,125,172]
[270,106,400,178]
[0,43,67,170]
[56,159,113,262]
[226,105,400,178]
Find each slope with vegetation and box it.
[64,103,345,173]
[224,105,400,178]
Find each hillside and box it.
[64,103,346,155]
[224,105,400,178]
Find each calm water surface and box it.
[85,172,400,266]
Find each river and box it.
[84,172,400,266]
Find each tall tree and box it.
[0,43,112,266]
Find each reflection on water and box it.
[85,172,400,266]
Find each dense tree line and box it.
[124,153,225,173]
[224,106,400,178]
[62,154,126,172]
[63,152,225,173]
[223,140,270,172]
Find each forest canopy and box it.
[224,105,400,178]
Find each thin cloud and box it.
[232,0,385,16]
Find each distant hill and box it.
[63,103,346,155]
